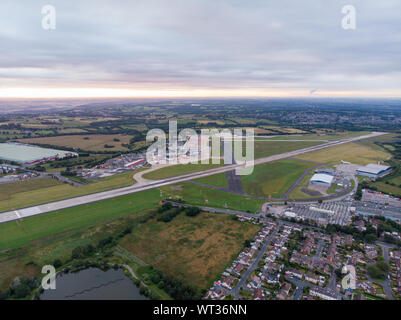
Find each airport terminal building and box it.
[356,164,392,180]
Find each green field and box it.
[0,178,64,201]
[0,187,259,294]
[0,188,161,251]
[253,140,324,159]
[259,131,370,141]
[0,170,139,213]
[143,162,222,180]
[160,183,265,212]
[287,170,318,199]
[120,212,260,290]
[370,181,401,197]
[192,172,228,188]
[241,159,314,198]
[295,142,391,165]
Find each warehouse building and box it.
[356,164,392,180]
[310,173,334,187]
[0,143,78,165]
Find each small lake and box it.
[40,267,149,300]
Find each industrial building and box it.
[284,203,352,227]
[310,173,334,187]
[314,168,335,176]
[0,143,78,165]
[356,164,392,180]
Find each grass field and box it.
[18,134,133,151]
[0,178,64,201]
[160,183,265,212]
[241,159,315,198]
[0,170,139,213]
[287,170,318,199]
[143,162,222,180]
[256,131,370,141]
[253,140,324,159]
[192,172,228,188]
[294,142,391,165]
[0,189,161,290]
[0,187,259,293]
[370,182,401,197]
[0,188,161,251]
[120,212,260,290]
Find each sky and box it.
[0,0,400,98]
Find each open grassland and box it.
[0,178,64,201]
[0,196,160,290]
[0,189,259,294]
[192,172,228,188]
[294,142,391,165]
[288,170,318,199]
[253,140,324,159]
[0,188,161,251]
[143,162,222,180]
[371,182,401,197]
[0,170,138,213]
[160,183,265,212]
[259,126,308,134]
[18,134,133,151]
[257,131,370,141]
[241,159,314,198]
[120,212,260,290]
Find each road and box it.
[233,221,282,299]
[0,131,385,224]
[367,241,395,300]
[285,276,308,300]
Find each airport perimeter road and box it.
[0,132,385,224]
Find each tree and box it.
[53,259,62,269]
[185,206,201,217]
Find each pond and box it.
[40,267,148,300]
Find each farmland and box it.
[18,134,133,151]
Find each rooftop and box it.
[0,143,77,163]
[357,164,391,175]
[310,173,334,185]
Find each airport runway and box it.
[0,132,385,224]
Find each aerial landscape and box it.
[0,0,400,312]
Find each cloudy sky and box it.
[0,0,400,98]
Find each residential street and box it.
[232,221,282,299]
[370,241,395,300]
